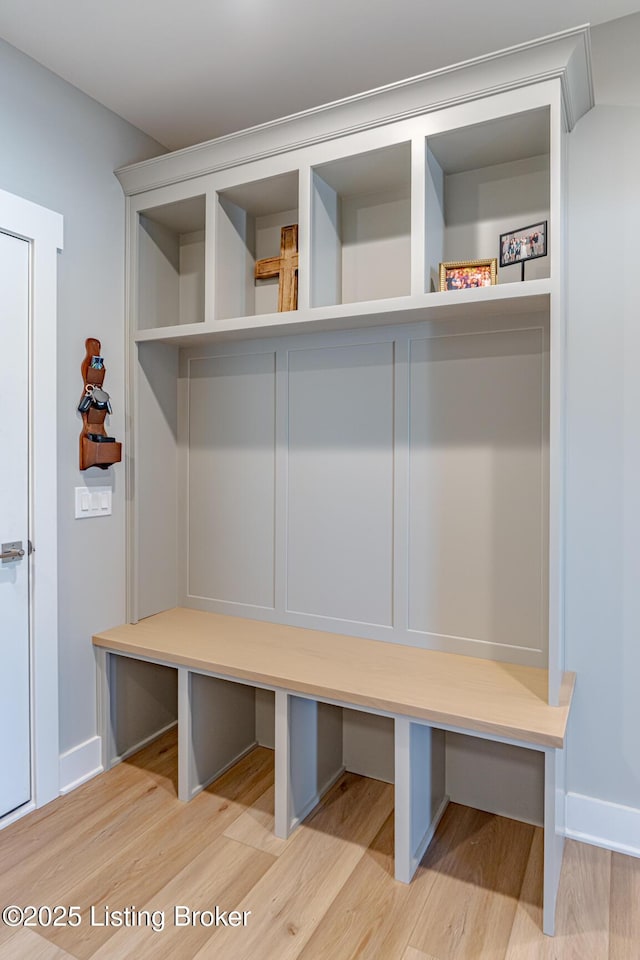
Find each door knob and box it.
[1,541,25,563]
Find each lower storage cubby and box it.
[342,708,395,783]
[185,673,259,798]
[254,691,396,786]
[108,660,543,841]
[111,658,178,761]
[101,650,554,923]
[108,660,262,789]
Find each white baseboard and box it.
[565,792,640,858]
[0,801,36,831]
[59,736,103,794]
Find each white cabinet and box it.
[117,28,591,752]
[109,28,594,935]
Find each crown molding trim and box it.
[116,25,594,196]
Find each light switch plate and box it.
[75,485,112,519]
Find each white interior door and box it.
[0,230,31,818]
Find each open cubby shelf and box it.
[137,195,206,330]
[425,107,551,293]
[311,141,412,307]
[133,107,553,342]
[215,170,300,321]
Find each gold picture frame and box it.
[439,258,498,292]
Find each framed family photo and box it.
[439,258,497,292]
[499,221,547,267]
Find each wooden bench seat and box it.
[93,606,573,748]
[93,606,575,935]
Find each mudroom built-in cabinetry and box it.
[94,26,593,935]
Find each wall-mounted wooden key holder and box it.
[78,338,122,470]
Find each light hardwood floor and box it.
[0,730,637,960]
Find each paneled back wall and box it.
[179,312,549,669]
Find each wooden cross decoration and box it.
[254,224,298,312]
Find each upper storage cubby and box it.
[215,170,299,321]
[425,108,550,293]
[122,29,594,350]
[137,196,206,330]
[311,142,411,307]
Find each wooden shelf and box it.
[133,278,551,346]
[93,606,574,748]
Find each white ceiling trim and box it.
[116,26,593,196]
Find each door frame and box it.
[0,188,63,826]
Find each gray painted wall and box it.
[0,38,164,755]
[565,13,640,811]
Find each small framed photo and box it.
[499,221,547,267]
[439,258,497,292]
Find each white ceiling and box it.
[0,0,638,151]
